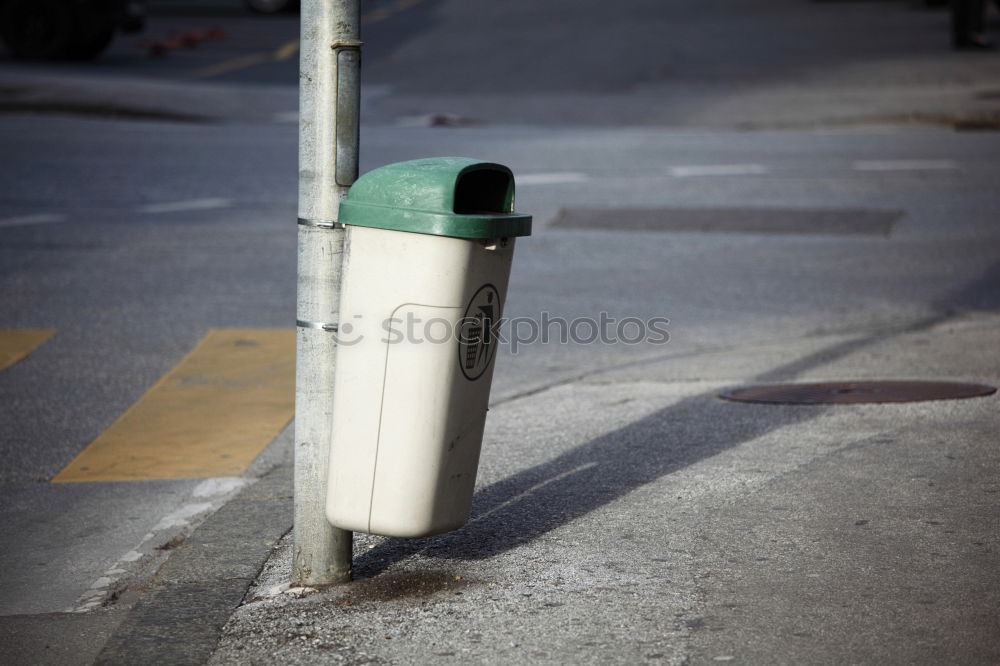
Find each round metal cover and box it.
[719,381,997,405]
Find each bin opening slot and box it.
[453,168,513,215]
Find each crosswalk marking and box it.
[0,329,56,372]
[53,329,295,483]
[668,164,769,177]
[518,172,590,186]
[852,159,958,172]
[0,214,67,229]
[136,198,233,214]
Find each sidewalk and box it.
[90,313,999,665]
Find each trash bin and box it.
[326,157,532,538]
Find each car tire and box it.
[67,12,115,61]
[0,0,77,59]
[244,0,300,15]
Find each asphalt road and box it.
[0,0,998,664]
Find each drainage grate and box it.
[550,208,901,236]
[719,380,996,405]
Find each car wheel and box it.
[244,0,299,14]
[67,12,115,61]
[0,0,76,59]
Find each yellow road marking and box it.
[362,8,392,23]
[0,329,55,372]
[362,0,426,25]
[190,38,297,80]
[274,38,300,62]
[190,52,270,80]
[191,0,428,79]
[53,329,295,482]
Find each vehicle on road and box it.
[0,0,146,60]
[244,0,299,14]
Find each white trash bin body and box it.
[325,158,532,538]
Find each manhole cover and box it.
[719,381,996,405]
[550,207,902,236]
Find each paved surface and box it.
[210,316,1000,665]
[0,0,998,664]
[2,0,1000,128]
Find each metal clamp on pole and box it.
[298,217,345,230]
[296,319,339,333]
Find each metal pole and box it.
[294,0,361,586]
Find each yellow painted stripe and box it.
[362,0,428,25]
[189,52,270,80]
[0,329,55,372]
[189,0,430,81]
[187,38,298,81]
[273,38,300,62]
[53,329,295,482]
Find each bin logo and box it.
[458,284,501,381]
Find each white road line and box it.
[137,198,233,214]
[273,111,299,124]
[852,159,958,172]
[0,213,68,228]
[812,127,899,136]
[669,164,769,178]
[517,172,590,186]
[69,477,247,613]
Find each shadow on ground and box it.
[352,261,1000,578]
[352,323,922,577]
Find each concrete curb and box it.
[0,69,297,124]
[93,463,294,665]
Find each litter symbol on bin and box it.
[459,284,501,381]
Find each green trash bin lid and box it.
[339,157,532,239]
